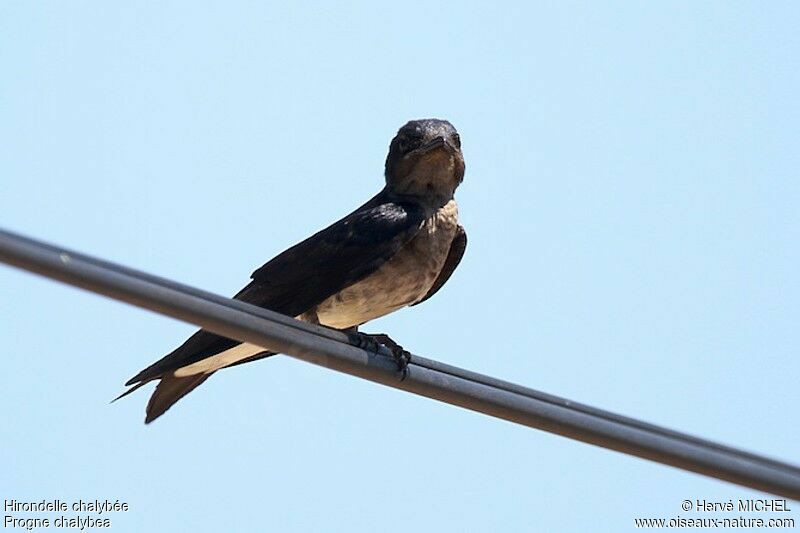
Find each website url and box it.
[634,517,795,528]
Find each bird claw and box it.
[348,331,411,379]
[348,331,380,352]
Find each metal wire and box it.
[1,227,799,500]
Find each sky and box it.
[1,2,799,531]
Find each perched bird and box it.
[116,119,467,423]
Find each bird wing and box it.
[124,195,425,386]
[411,224,466,306]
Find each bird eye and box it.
[397,134,422,154]
[452,133,461,149]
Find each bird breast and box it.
[314,200,459,329]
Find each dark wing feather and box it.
[124,194,425,386]
[124,331,240,385]
[238,199,425,317]
[411,224,466,306]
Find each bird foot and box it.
[347,331,411,379]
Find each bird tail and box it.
[144,373,214,424]
[140,351,276,423]
[113,349,277,424]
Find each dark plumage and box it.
[117,119,467,423]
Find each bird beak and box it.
[418,135,454,155]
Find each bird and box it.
[115,118,467,423]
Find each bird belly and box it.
[315,200,459,329]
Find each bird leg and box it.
[344,327,411,378]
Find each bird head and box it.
[384,119,465,205]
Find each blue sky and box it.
[1,2,798,531]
